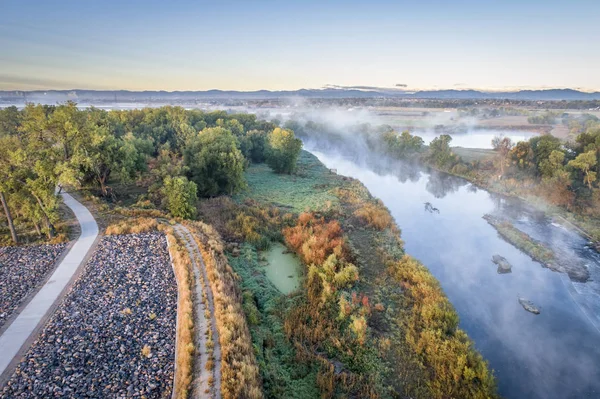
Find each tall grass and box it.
[186,221,263,399]
[166,230,196,399]
[104,217,160,235]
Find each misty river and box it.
[306,145,600,399]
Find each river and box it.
[305,144,600,399]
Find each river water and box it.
[305,144,600,399]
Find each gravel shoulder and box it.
[1,232,177,398]
[0,243,67,330]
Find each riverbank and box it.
[198,150,498,398]
[425,160,600,251]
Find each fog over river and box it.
[306,142,600,399]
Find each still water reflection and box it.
[308,148,600,399]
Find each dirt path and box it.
[173,224,221,399]
[0,192,99,383]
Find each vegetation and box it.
[1,103,503,398]
[166,231,196,399]
[204,152,499,398]
[527,111,559,124]
[266,128,303,174]
[186,221,263,399]
[0,104,296,243]
[288,114,600,246]
[482,215,554,264]
[162,176,197,219]
[183,127,247,196]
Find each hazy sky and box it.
[1,0,599,91]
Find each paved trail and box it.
[173,224,221,399]
[0,192,99,381]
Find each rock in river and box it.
[518,297,540,314]
[492,254,512,274]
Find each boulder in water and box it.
[518,297,540,314]
[492,254,512,274]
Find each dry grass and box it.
[166,230,196,399]
[353,202,394,230]
[104,217,160,235]
[186,221,263,399]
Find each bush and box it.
[353,201,393,230]
[161,176,197,219]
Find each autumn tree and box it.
[491,136,514,177]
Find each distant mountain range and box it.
[2,88,600,102]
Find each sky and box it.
[1,0,599,92]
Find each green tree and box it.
[428,134,457,169]
[265,128,302,174]
[161,176,197,219]
[568,150,597,189]
[539,150,565,179]
[245,129,268,163]
[529,135,561,175]
[184,127,246,196]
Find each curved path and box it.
[0,192,99,380]
[173,224,221,399]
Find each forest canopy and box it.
[0,103,302,243]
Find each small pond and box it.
[262,243,302,294]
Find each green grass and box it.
[452,147,495,163]
[228,245,321,399]
[236,151,339,212]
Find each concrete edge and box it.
[0,232,102,388]
[0,238,77,337]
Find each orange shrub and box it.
[353,202,393,230]
[283,212,347,265]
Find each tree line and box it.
[0,103,302,244]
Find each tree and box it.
[529,135,561,175]
[245,129,268,163]
[539,150,565,179]
[428,134,457,169]
[184,127,246,197]
[266,128,302,174]
[161,176,197,219]
[509,141,535,170]
[568,150,597,189]
[491,136,514,176]
[0,191,18,243]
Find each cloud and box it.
[323,84,407,92]
[0,74,80,90]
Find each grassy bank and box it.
[202,151,498,398]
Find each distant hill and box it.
[2,88,600,102]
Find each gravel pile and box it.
[0,243,67,329]
[2,232,177,398]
